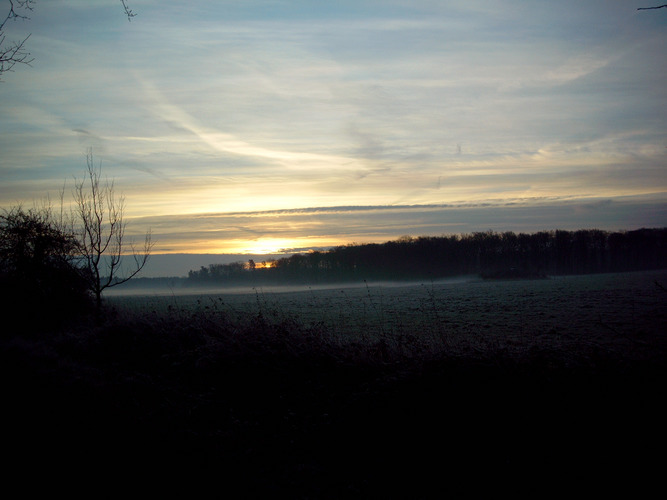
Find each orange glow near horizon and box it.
[137,235,348,256]
[212,236,349,256]
[247,260,277,270]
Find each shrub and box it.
[0,206,93,331]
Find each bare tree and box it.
[72,149,152,308]
[0,0,34,78]
[1,0,136,80]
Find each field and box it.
[108,270,666,362]
[3,270,667,496]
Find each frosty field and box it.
[107,270,667,362]
[4,270,666,496]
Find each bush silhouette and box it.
[0,206,93,330]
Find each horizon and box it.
[135,225,665,278]
[1,1,665,257]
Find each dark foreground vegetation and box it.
[186,228,667,287]
[2,271,666,497]
[2,218,666,495]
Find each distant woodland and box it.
[184,228,667,286]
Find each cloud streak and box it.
[131,192,666,253]
[0,1,665,259]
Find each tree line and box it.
[186,228,667,286]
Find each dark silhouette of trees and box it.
[0,205,92,327]
[186,228,667,287]
[0,152,153,320]
[70,150,152,309]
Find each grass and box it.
[2,272,666,496]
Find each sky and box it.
[1,1,666,276]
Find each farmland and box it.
[107,270,666,363]
[3,270,666,496]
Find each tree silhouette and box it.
[0,205,92,327]
[70,149,153,309]
[186,228,667,287]
[0,0,34,78]
[1,0,136,80]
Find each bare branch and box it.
[72,149,152,308]
[1,1,137,80]
[120,0,136,21]
[0,0,35,79]
[638,5,667,10]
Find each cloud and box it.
[0,0,665,259]
[130,192,666,254]
[138,78,369,172]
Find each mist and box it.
[103,274,481,297]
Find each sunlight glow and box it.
[247,260,277,270]
[237,238,308,255]
[1,1,664,260]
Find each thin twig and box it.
[638,5,667,10]
[120,0,136,21]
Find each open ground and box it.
[3,270,665,496]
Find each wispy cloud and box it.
[0,1,665,258]
[130,192,666,254]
